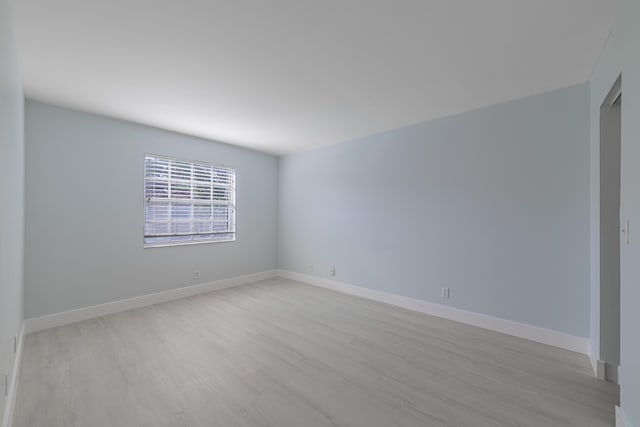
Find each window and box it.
[144,154,236,247]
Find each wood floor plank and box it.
[13,278,618,427]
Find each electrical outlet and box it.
[308,264,314,273]
[193,270,200,279]
[441,288,450,299]
[14,336,17,354]
[330,267,336,277]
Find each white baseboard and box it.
[616,406,633,427]
[587,341,602,378]
[278,270,589,355]
[606,362,619,384]
[25,270,278,333]
[586,341,620,382]
[2,322,25,427]
[597,359,607,381]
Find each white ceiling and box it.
[10,0,620,155]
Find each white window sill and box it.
[144,238,236,249]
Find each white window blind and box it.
[144,154,236,247]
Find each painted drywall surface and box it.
[0,0,25,421]
[24,101,278,318]
[590,0,640,424]
[279,83,590,337]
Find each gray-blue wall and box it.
[25,101,279,318]
[279,83,591,338]
[0,0,25,421]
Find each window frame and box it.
[143,153,236,248]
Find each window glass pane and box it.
[171,203,191,219]
[194,221,213,233]
[194,184,211,200]
[213,206,233,232]
[145,222,169,236]
[170,161,192,180]
[193,164,212,182]
[146,158,169,178]
[212,186,232,201]
[194,205,212,220]
[213,169,234,185]
[145,180,168,199]
[170,182,191,199]
[171,221,192,235]
[145,203,170,221]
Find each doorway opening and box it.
[599,75,621,383]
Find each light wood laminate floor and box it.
[14,278,618,427]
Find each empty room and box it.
[1,0,639,426]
